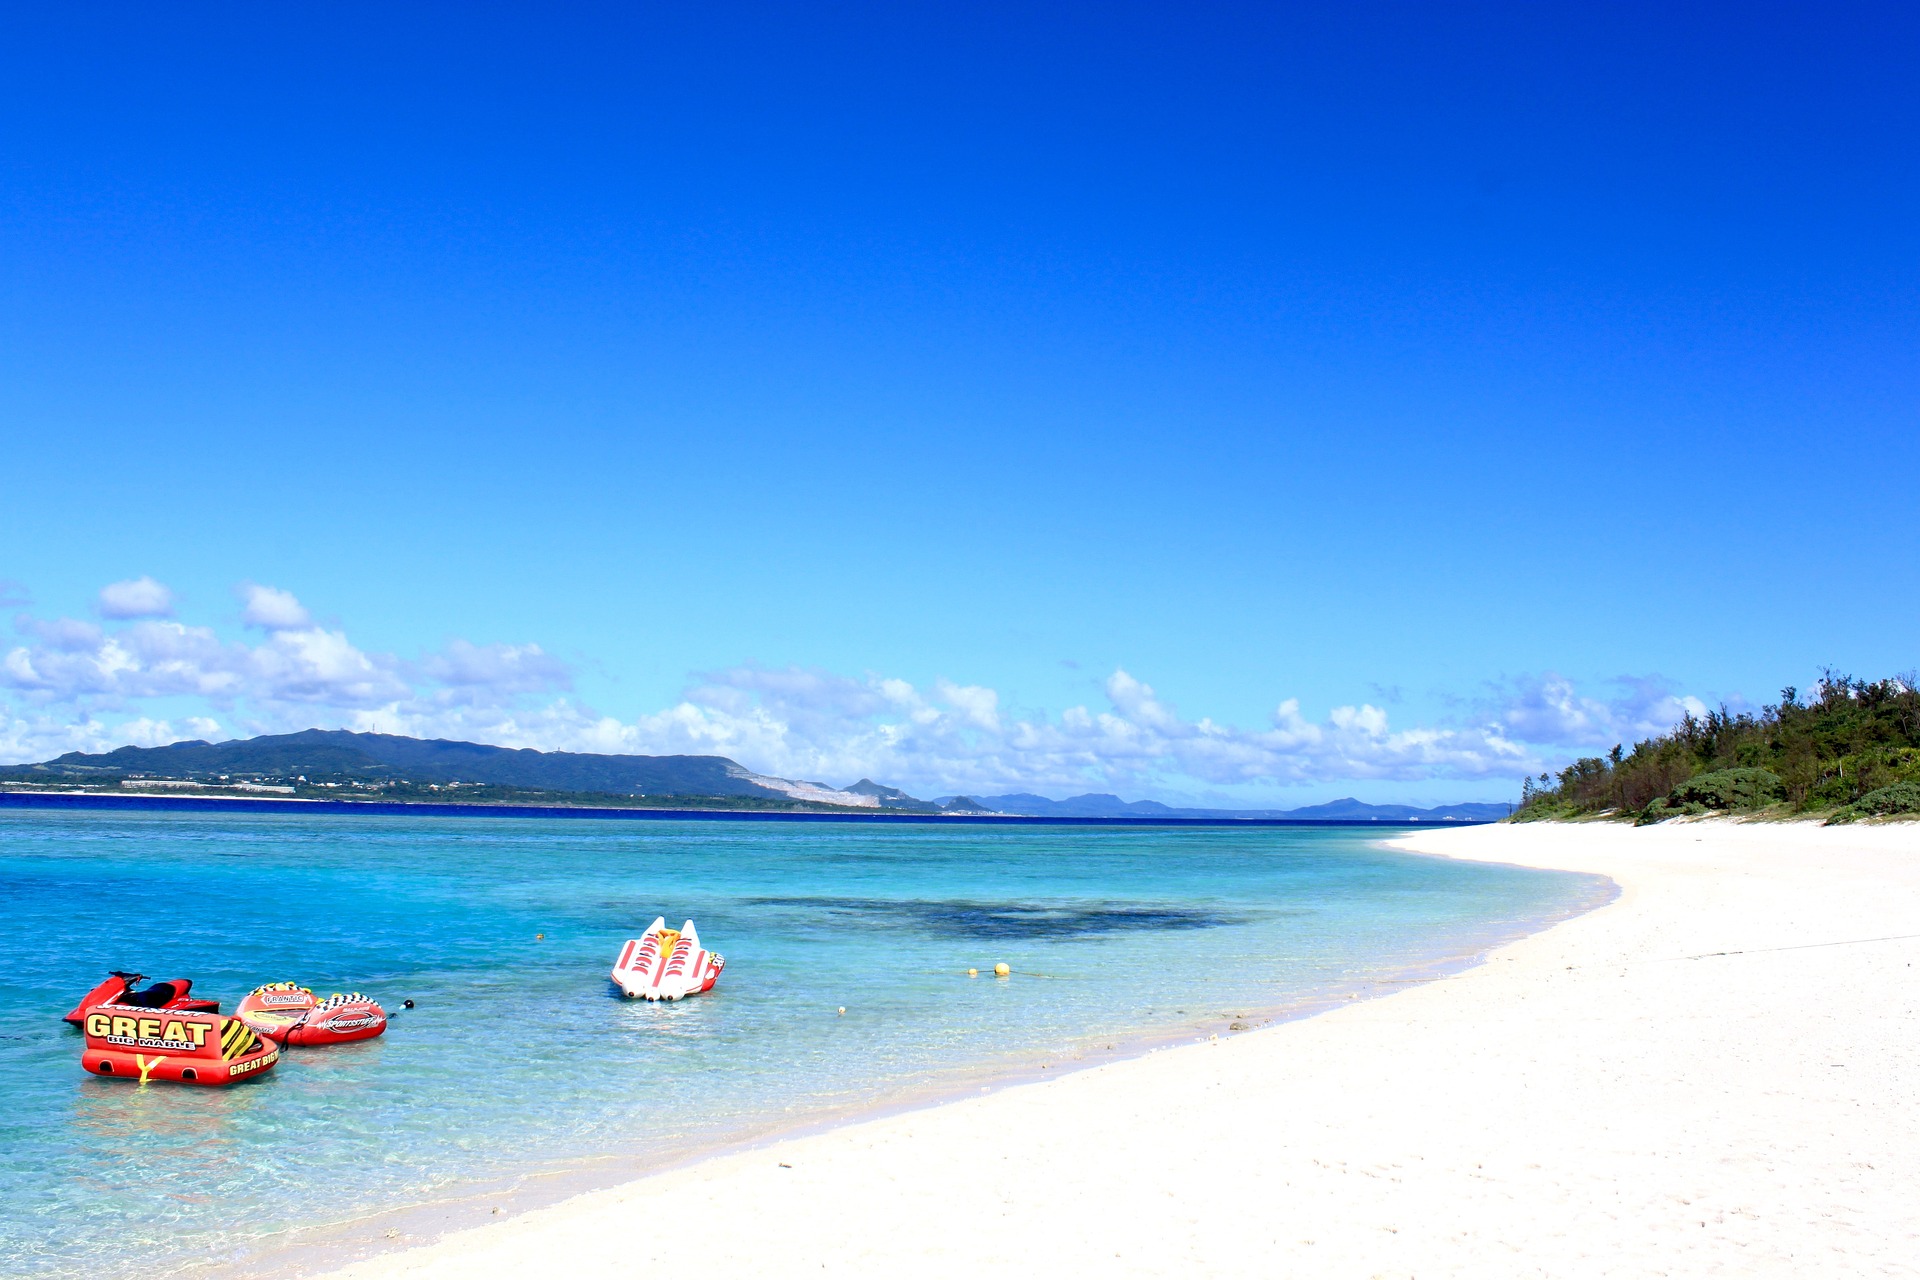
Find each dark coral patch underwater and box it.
[745,896,1239,939]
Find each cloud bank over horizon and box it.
[1,580,1712,803]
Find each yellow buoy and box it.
[837,1006,846,1016]
[966,968,978,977]
[994,963,1010,978]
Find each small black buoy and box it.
[402,999,415,1010]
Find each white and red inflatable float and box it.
[612,918,724,1001]
[235,983,388,1046]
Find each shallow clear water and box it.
[0,810,1605,1279]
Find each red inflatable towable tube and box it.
[64,972,219,1025]
[80,1003,279,1086]
[235,983,387,1046]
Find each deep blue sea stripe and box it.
[0,791,1489,828]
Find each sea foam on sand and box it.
[317,819,1920,1278]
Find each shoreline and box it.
[287,818,1920,1278]
[212,845,1611,1280]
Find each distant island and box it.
[1515,672,1920,825]
[0,728,1510,823]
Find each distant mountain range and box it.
[2,729,1509,821]
[937,792,1512,822]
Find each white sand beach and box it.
[318,819,1920,1278]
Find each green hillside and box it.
[0,729,811,805]
[1514,673,1920,824]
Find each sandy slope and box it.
[315,820,1920,1278]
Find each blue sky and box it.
[2,3,1915,805]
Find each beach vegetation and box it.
[1827,780,1920,824]
[1513,672,1920,823]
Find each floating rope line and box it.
[945,968,1079,980]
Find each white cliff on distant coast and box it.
[734,771,880,807]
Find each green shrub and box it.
[1511,800,1583,823]
[1664,767,1785,812]
[1827,781,1920,825]
[1634,798,1707,825]
[1634,768,1781,824]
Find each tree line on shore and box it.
[1514,672,1920,824]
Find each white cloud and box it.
[0,581,1718,798]
[1483,673,1710,751]
[6,619,241,701]
[97,576,176,620]
[1,590,529,723]
[367,665,1542,799]
[422,640,573,700]
[0,708,222,764]
[934,680,1001,731]
[248,626,412,706]
[239,583,312,630]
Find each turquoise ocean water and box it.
[0,810,1607,1279]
